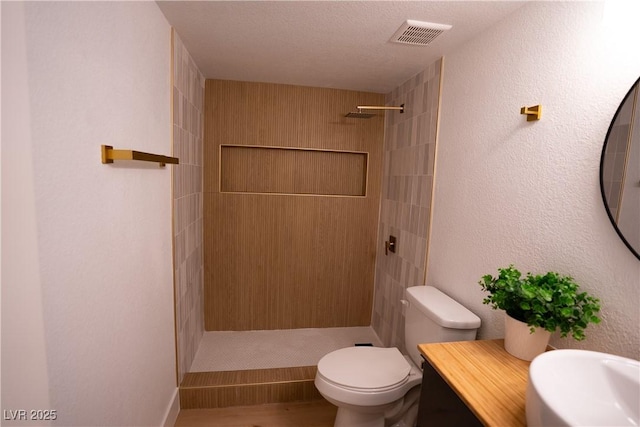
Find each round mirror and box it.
[600,76,640,260]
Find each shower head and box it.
[345,111,376,119]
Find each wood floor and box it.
[174,400,337,427]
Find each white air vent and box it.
[389,20,452,46]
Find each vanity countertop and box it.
[418,339,534,427]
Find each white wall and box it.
[428,1,640,359]
[1,2,177,425]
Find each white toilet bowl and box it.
[314,346,422,427]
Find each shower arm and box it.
[357,104,404,113]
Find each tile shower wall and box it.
[172,30,205,384]
[203,81,384,331]
[372,59,442,350]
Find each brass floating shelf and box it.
[520,105,542,121]
[101,145,179,167]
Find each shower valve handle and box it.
[385,236,397,255]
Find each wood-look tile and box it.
[203,79,384,331]
[179,381,322,409]
[220,146,367,196]
[179,366,323,409]
[174,400,337,427]
[181,366,317,388]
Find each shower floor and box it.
[189,326,383,372]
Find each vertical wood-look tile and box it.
[204,80,384,330]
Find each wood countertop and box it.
[418,339,534,427]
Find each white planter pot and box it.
[504,314,551,361]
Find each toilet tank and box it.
[404,286,481,368]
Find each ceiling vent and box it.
[389,19,452,46]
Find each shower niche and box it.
[220,145,368,196]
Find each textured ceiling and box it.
[157,1,526,93]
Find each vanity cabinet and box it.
[417,339,533,427]
[416,358,482,426]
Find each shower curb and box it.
[179,365,323,409]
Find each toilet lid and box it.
[317,347,410,390]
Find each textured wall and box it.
[172,30,205,385]
[372,60,442,349]
[428,1,640,359]
[1,2,178,425]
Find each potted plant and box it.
[479,265,601,360]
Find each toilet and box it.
[315,286,481,427]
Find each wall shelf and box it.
[101,145,179,167]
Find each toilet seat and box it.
[315,347,418,407]
[317,347,411,390]
[317,373,408,393]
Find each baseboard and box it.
[162,387,180,427]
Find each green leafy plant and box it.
[479,265,601,341]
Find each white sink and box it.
[526,349,640,427]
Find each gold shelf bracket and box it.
[101,145,179,167]
[520,105,542,121]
